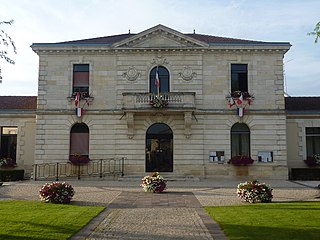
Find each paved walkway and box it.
[72,191,226,240]
[1,179,320,240]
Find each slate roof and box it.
[56,34,132,45]
[285,97,320,111]
[55,33,267,45]
[186,33,266,44]
[0,96,37,110]
[1,96,319,113]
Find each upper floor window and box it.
[73,64,89,96]
[231,123,250,158]
[231,64,248,93]
[306,127,320,158]
[149,66,169,94]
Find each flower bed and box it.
[71,91,91,99]
[237,180,273,203]
[230,91,254,99]
[229,155,254,166]
[0,157,16,168]
[141,172,167,193]
[304,154,320,167]
[69,153,90,165]
[39,182,75,204]
[150,97,168,108]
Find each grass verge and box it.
[0,200,105,240]
[205,202,320,240]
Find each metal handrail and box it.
[33,157,125,181]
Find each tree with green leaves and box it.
[0,19,17,82]
[308,21,320,43]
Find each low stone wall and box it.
[0,169,25,181]
[122,163,288,180]
[290,168,320,180]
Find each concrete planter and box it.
[0,169,24,181]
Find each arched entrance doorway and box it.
[146,123,173,172]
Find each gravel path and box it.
[1,179,319,240]
[1,179,319,206]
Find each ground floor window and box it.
[0,127,17,161]
[231,123,250,157]
[306,127,320,158]
[70,123,89,157]
[146,123,173,172]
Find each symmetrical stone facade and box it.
[29,24,294,179]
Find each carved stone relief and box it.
[123,66,141,81]
[184,111,192,138]
[126,112,134,139]
[153,112,165,122]
[150,55,169,66]
[179,66,197,81]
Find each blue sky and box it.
[0,0,319,96]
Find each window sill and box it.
[209,161,226,164]
[67,96,94,102]
[226,91,255,102]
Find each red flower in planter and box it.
[140,172,167,193]
[230,91,254,100]
[0,157,17,168]
[69,153,90,165]
[149,97,168,108]
[39,182,75,204]
[229,155,254,166]
[304,155,320,167]
[237,180,273,203]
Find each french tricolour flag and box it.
[76,107,83,117]
[237,107,244,117]
[155,70,160,94]
[155,71,160,87]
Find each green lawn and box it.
[0,200,105,240]
[205,202,320,240]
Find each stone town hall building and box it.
[1,25,319,180]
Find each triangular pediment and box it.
[113,24,209,49]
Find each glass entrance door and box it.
[146,123,173,172]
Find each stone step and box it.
[118,174,200,182]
